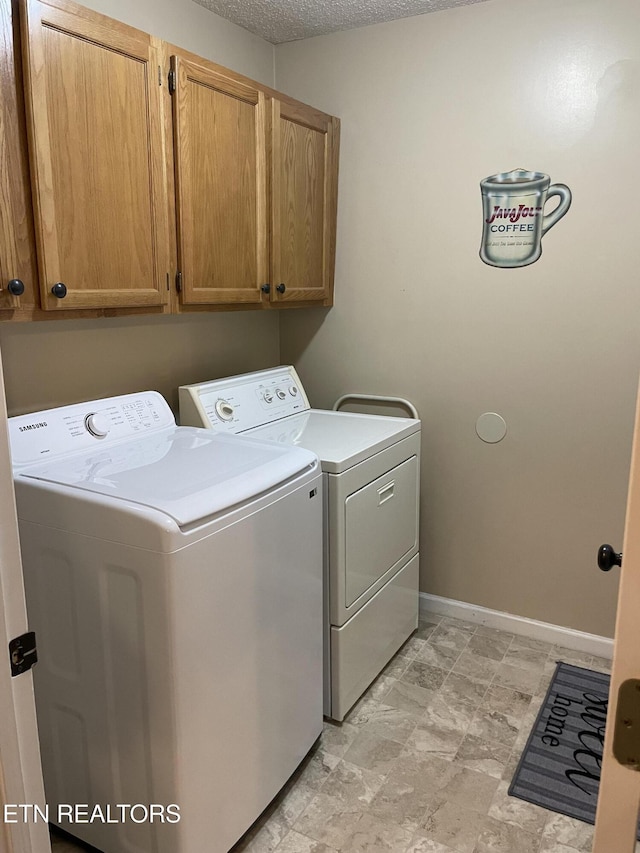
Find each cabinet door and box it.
[20,0,170,311]
[172,55,267,306]
[271,99,339,306]
[0,0,38,315]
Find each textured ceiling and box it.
[192,0,495,44]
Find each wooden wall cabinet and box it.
[270,99,339,307]
[1,0,339,320]
[170,48,339,311]
[171,54,268,308]
[21,0,171,312]
[0,0,39,318]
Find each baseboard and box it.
[419,593,614,660]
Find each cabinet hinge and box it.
[158,65,162,86]
[9,631,37,677]
[168,69,176,94]
[166,272,170,291]
[175,271,182,293]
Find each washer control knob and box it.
[289,386,298,396]
[84,412,110,438]
[276,388,286,400]
[263,391,274,404]
[215,399,235,421]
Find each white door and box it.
[0,347,50,853]
[593,379,640,852]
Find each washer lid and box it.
[16,427,317,525]
[245,410,420,474]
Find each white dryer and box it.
[179,367,421,721]
[9,391,323,853]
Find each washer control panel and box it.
[9,391,175,468]
[179,366,310,433]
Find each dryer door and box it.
[345,455,419,606]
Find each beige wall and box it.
[1,0,280,417]
[6,0,636,637]
[275,0,640,636]
[80,0,275,84]
[0,312,278,416]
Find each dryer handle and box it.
[332,393,419,420]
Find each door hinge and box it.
[175,271,182,293]
[9,632,37,677]
[613,679,640,769]
[158,65,162,86]
[168,69,176,94]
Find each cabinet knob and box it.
[51,282,67,298]
[276,283,286,293]
[261,283,271,293]
[7,279,25,296]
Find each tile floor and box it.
[50,615,614,853]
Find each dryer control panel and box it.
[9,391,175,468]
[179,366,310,434]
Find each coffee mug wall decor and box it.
[479,169,572,268]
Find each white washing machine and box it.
[9,391,323,853]
[179,367,421,721]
